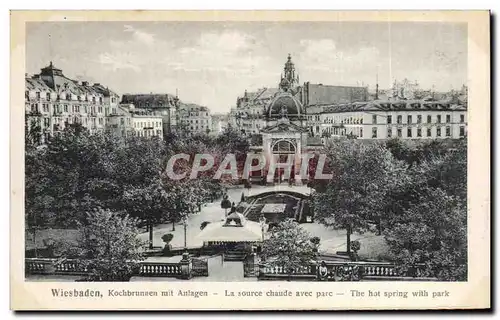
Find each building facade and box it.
[230,55,468,145]
[25,62,120,143]
[298,82,369,106]
[248,55,323,184]
[230,54,369,136]
[210,113,229,136]
[314,100,467,143]
[120,93,178,136]
[178,103,212,135]
[231,87,279,135]
[106,103,164,139]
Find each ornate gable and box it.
[261,119,308,133]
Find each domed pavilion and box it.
[249,54,323,184]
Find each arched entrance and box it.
[271,139,296,183]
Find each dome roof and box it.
[267,92,303,118]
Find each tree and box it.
[382,142,467,280]
[314,140,404,255]
[262,219,316,280]
[122,179,170,249]
[66,208,146,281]
[384,188,467,281]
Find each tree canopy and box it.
[66,208,146,281]
[312,138,467,280]
[262,219,317,276]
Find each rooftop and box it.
[320,100,467,114]
[28,62,118,98]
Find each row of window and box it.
[372,126,467,138]
[38,116,108,128]
[133,121,162,128]
[378,114,466,124]
[188,112,210,117]
[29,91,109,104]
[189,125,210,131]
[182,119,210,124]
[323,126,363,137]
[314,113,467,126]
[133,129,163,137]
[307,115,322,122]
[30,104,109,115]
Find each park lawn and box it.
[356,234,393,261]
[300,222,392,262]
[25,228,80,250]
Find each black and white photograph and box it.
[10,10,490,311]
[22,19,470,283]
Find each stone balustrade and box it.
[257,261,432,281]
[25,258,54,274]
[25,258,197,279]
[54,259,88,275]
[138,262,182,277]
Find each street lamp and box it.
[182,213,188,250]
[259,215,266,242]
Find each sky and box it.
[26,21,467,113]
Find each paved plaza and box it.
[138,185,387,259]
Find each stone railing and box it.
[256,261,435,281]
[25,257,206,279]
[138,262,182,277]
[261,264,314,275]
[54,259,88,275]
[25,258,57,275]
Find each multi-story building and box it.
[232,87,279,135]
[120,93,178,136]
[298,82,369,106]
[316,100,467,143]
[210,113,228,136]
[25,62,120,143]
[229,55,468,144]
[178,103,212,135]
[230,54,369,136]
[106,103,163,139]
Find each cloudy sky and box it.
[26,21,467,113]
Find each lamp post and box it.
[182,214,188,251]
[259,215,266,242]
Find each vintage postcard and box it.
[10,10,490,310]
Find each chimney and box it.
[82,81,89,86]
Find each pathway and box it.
[138,185,312,249]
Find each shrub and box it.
[161,233,174,244]
[310,236,321,246]
[351,240,361,253]
[350,240,361,261]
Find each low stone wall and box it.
[25,255,208,280]
[256,261,437,281]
